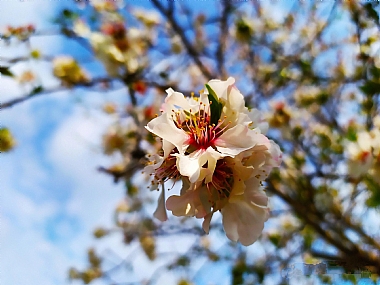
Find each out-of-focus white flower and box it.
[347,131,373,178]
[90,33,124,77]
[144,77,282,246]
[171,35,182,54]
[278,214,300,231]
[88,23,151,76]
[133,8,160,28]
[17,70,36,85]
[233,17,254,42]
[92,0,118,12]
[73,19,91,37]
[294,86,320,107]
[102,117,137,155]
[373,115,380,129]
[367,124,380,183]
[52,56,89,86]
[268,101,293,139]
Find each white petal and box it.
[143,154,164,175]
[216,125,264,156]
[227,85,245,111]
[175,147,222,183]
[226,157,253,196]
[197,184,213,217]
[163,88,209,115]
[268,140,282,167]
[202,147,223,183]
[153,185,168,221]
[162,139,175,159]
[175,150,203,183]
[222,207,239,242]
[247,108,269,134]
[221,196,268,246]
[164,88,192,111]
[245,180,268,208]
[347,142,361,157]
[206,77,235,100]
[146,113,189,153]
[166,191,196,217]
[236,113,254,127]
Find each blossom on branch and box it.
[73,13,155,78]
[52,56,89,86]
[144,77,282,246]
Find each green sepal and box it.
[205,84,223,125]
[30,86,43,96]
[0,66,14,77]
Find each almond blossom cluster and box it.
[73,7,159,77]
[52,56,89,86]
[144,77,282,246]
[2,24,35,41]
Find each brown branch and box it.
[0,77,116,109]
[0,77,192,109]
[1,86,64,109]
[215,0,232,79]
[0,55,56,64]
[294,1,339,56]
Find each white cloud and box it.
[0,188,67,285]
[0,84,127,285]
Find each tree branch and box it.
[267,179,380,274]
[1,77,116,109]
[150,0,215,80]
[215,0,232,79]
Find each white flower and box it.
[347,131,373,178]
[370,128,380,155]
[146,84,268,182]
[373,115,380,129]
[144,77,282,246]
[133,8,160,27]
[52,56,89,85]
[90,33,123,77]
[73,19,91,37]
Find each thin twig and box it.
[1,77,115,109]
[150,0,215,80]
[215,0,232,79]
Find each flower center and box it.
[358,151,371,163]
[171,103,230,151]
